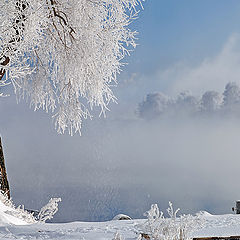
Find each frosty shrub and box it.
[0,191,61,224]
[141,202,204,240]
[0,191,36,223]
[38,198,61,222]
[113,232,124,240]
[0,0,143,135]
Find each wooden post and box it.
[0,137,10,199]
[236,201,240,214]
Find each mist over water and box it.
[1,94,240,222]
[2,33,240,222]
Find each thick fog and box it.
[1,34,240,222]
[0,94,240,222]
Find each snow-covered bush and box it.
[38,198,61,222]
[141,202,204,240]
[0,191,36,224]
[113,232,124,240]
[0,191,61,224]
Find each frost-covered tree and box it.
[138,82,240,120]
[0,0,143,134]
[222,82,240,114]
[138,93,170,120]
[223,82,240,106]
[201,91,222,112]
[175,91,199,115]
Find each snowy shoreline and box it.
[1,214,240,240]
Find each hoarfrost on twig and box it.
[0,0,143,135]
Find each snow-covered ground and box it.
[194,212,240,238]
[1,201,240,239]
[1,214,240,239]
[0,220,144,239]
[0,201,30,226]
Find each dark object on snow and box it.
[139,233,150,240]
[112,214,132,220]
[193,236,240,240]
[235,201,240,214]
[0,137,10,199]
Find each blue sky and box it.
[129,0,240,72]
[2,1,240,222]
[116,0,240,105]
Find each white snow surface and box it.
[194,213,240,238]
[0,201,29,226]
[1,203,240,240]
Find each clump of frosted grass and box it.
[141,202,204,240]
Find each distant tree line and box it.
[138,82,240,120]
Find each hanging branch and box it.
[0,0,75,82]
[47,0,76,48]
[0,0,143,134]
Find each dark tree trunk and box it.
[0,137,10,199]
[0,56,10,81]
